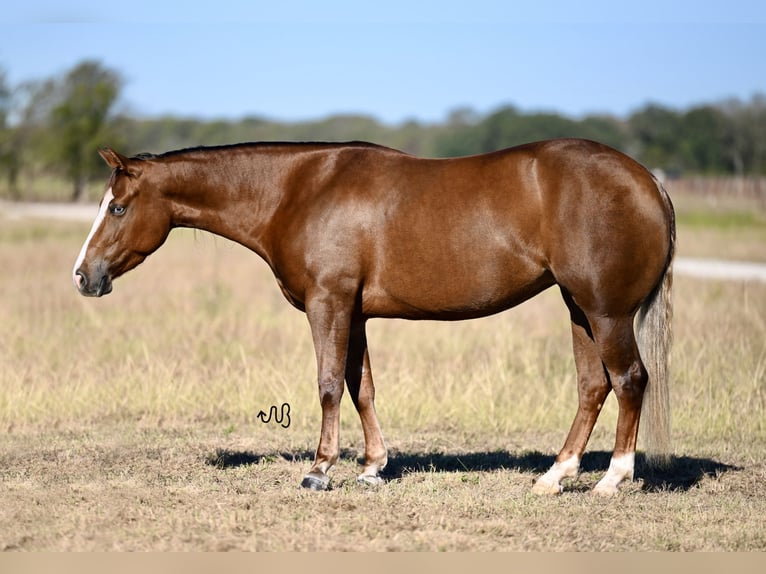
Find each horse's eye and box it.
[109,204,126,216]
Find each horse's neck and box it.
[164,151,286,255]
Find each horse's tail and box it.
[637,179,675,467]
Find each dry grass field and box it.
[0,185,765,551]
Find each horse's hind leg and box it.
[589,314,648,495]
[345,320,388,485]
[533,291,611,494]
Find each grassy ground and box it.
[0,188,765,550]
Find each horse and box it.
[73,138,675,495]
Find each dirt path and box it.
[0,200,99,223]
[3,200,765,283]
[674,257,766,282]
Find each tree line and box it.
[1,60,765,201]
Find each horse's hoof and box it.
[356,474,384,487]
[592,483,619,496]
[531,478,563,495]
[301,473,330,491]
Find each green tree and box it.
[628,104,686,172]
[0,68,18,197]
[0,68,9,130]
[48,60,122,201]
[720,94,766,176]
[10,79,61,198]
[678,106,730,173]
[434,105,631,158]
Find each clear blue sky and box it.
[2,1,765,125]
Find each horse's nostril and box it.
[75,271,87,291]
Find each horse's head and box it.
[73,148,172,297]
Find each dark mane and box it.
[130,141,394,161]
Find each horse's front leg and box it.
[346,320,387,485]
[300,290,354,491]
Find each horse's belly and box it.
[362,254,553,320]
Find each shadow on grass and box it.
[634,454,743,492]
[384,450,741,492]
[206,448,741,493]
[206,448,314,469]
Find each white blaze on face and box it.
[72,188,114,288]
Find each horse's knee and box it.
[318,377,344,407]
[611,361,647,404]
[578,373,610,406]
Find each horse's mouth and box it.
[95,275,113,297]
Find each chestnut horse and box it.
[73,139,674,495]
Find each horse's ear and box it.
[99,147,128,170]
[98,147,142,177]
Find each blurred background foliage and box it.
[1,59,766,202]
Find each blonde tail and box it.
[637,182,675,467]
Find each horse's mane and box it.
[130,141,394,161]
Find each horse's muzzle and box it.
[74,270,113,297]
